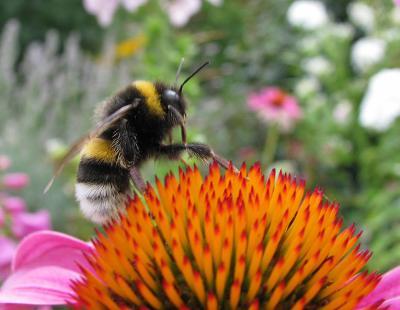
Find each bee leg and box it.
[185,143,239,173]
[158,143,239,172]
[129,166,146,193]
[158,144,187,160]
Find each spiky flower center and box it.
[72,163,379,309]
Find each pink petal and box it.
[0,156,11,171]
[263,87,282,101]
[357,266,400,309]
[0,208,4,227]
[247,86,302,130]
[0,305,51,310]
[11,211,51,239]
[2,174,29,190]
[382,296,400,309]
[2,197,27,214]
[0,237,16,280]
[247,92,267,110]
[395,0,400,6]
[0,231,92,306]
[283,96,302,119]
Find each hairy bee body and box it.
[43,62,234,224]
[75,138,131,223]
[75,81,180,223]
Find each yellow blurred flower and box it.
[115,34,146,60]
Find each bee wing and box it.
[44,101,139,194]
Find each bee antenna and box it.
[174,58,185,88]
[179,61,209,94]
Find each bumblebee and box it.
[45,61,237,224]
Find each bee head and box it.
[161,87,187,127]
[162,61,209,128]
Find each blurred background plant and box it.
[0,0,399,272]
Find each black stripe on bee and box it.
[77,158,130,191]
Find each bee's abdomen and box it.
[75,138,131,224]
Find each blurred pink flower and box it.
[2,174,29,190]
[83,0,148,26]
[357,266,400,309]
[83,0,120,26]
[11,211,51,239]
[165,0,202,27]
[164,0,222,27]
[0,231,92,306]
[82,0,222,27]
[0,208,3,227]
[395,0,400,6]
[0,156,11,171]
[248,87,302,130]
[1,197,26,214]
[0,237,16,280]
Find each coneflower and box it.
[71,163,380,309]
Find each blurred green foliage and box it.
[0,0,399,271]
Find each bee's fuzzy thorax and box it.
[133,81,165,118]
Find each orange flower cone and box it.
[72,163,380,309]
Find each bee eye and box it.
[163,89,180,104]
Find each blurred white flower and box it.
[206,0,222,5]
[302,56,333,77]
[299,36,320,53]
[333,100,352,125]
[295,77,320,97]
[309,94,327,111]
[120,0,147,11]
[359,69,400,131]
[330,23,354,39]
[392,6,400,24]
[45,138,65,154]
[351,37,386,73]
[287,1,329,30]
[348,2,375,32]
[382,29,400,42]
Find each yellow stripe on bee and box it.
[81,138,118,164]
[134,80,165,117]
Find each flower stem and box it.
[262,125,279,167]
